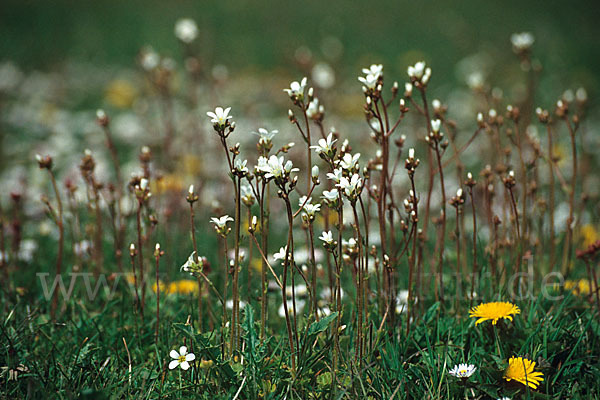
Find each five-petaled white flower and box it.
[319,230,334,245]
[283,77,308,100]
[169,346,196,370]
[233,159,249,175]
[338,174,362,199]
[339,153,360,172]
[310,132,337,156]
[174,18,198,43]
[449,363,476,378]
[210,215,233,228]
[207,107,232,127]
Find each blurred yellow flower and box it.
[469,301,520,325]
[152,174,185,194]
[105,79,137,109]
[168,280,199,296]
[564,279,591,295]
[580,224,598,248]
[152,280,167,293]
[503,356,544,389]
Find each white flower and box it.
[207,107,232,127]
[210,215,234,228]
[339,153,360,171]
[254,128,278,145]
[169,346,196,370]
[326,168,343,183]
[322,188,339,202]
[431,119,441,133]
[283,77,307,99]
[497,397,511,400]
[337,174,362,199]
[362,64,383,79]
[407,61,431,84]
[310,132,337,155]
[358,73,378,90]
[510,32,534,52]
[319,231,334,245]
[241,183,255,204]
[180,251,200,274]
[299,196,321,217]
[448,364,476,378]
[306,98,324,119]
[174,18,198,43]
[233,158,249,174]
[140,47,159,71]
[256,155,298,180]
[273,246,288,262]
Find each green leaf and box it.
[307,312,339,336]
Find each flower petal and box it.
[169,360,180,370]
[170,350,180,359]
[180,361,190,370]
[186,353,196,362]
[179,346,187,356]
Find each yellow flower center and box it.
[178,355,186,363]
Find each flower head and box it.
[449,363,476,379]
[210,215,234,236]
[503,356,544,389]
[207,107,232,128]
[319,230,334,245]
[339,153,360,172]
[174,18,198,43]
[299,196,321,219]
[273,246,288,262]
[407,61,431,85]
[169,346,196,370]
[469,301,520,325]
[337,174,362,200]
[511,32,534,53]
[254,128,278,146]
[284,77,308,101]
[256,155,298,182]
[310,132,337,160]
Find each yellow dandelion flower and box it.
[152,280,167,294]
[580,224,599,247]
[173,279,199,295]
[564,279,591,295]
[469,301,520,325]
[503,356,544,389]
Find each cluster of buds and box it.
[404,148,420,177]
[554,99,568,119]
[449,188,466,208]
[319,231,336,252]
[207,106,235,137]
[254,128,277,154]
[342,238,359,263]
[96,109,109,127]
[407,61,431,88]
[425,119,447,150]
[35,154,53,170]
[503,170,517,189]
[133,177,151,203]
[306,98,325,122]
[283,77,308,104]
[464,172,476,189]
[535,107,550,124]
[487,109,503,126]
[210,215,233,237]
[186,184,199,204]
[505,104,520,122]
[403,190,418,223]
[358,64,383,95]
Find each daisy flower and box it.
[169,346,196,370]
[469,301,520,325]
[503,356,544,389]
[449,363,476,378]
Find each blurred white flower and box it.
[254,128,278,145]
[510,32,534,52]
[312,62,335,89]
[319,230,334,245]
[174,18,198,43]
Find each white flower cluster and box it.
[510,32,534,52]
[407,61,431,86]
[358,64,383,91]
[256,155,299,182]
